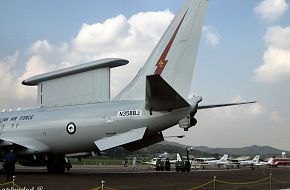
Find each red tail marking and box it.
[154,9,188,75]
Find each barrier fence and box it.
[0,177,22,189]
[1,173,289,190]
[91,180,117,190]
[188,172,290,190]
[90,173,290,190]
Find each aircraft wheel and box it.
[47,157,66,173]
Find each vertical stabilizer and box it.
[177,153,182,161]
[114,0,207,100]
[253,155,260,163]
[220,154,228,162]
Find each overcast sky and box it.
[0,0,290,150]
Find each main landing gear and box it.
[46,156,72,173]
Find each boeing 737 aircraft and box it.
[0,0,255,172]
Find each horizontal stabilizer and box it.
[146,75,190,111]
[94,127,147,151]
[197,101,256,109]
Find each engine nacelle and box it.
[179,116,198,131]
[190,117,197,126]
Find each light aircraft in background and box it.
[239,155,260,168]
[142,153,182,168]
[206,154,230,168]
[191,157,216,169]
[267,157,290,167]
[0,0,255,173]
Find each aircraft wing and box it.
[0,137,50,153]
[197,101,256,109]
[94,127,147,151]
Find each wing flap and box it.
[94,127,147,151]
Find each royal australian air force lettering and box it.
[117,110,142,118]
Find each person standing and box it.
[132,157,137,170]
[4,150,17,181]
[123,159,128,168]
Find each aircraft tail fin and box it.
[220,154,228,162]
[253,155,260,163]
[268,157,273,165]
[114,0,207,101]
[177,153,182,161]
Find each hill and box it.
[102,141,290,159]
[194,145,290,157]
[103,141,213,158]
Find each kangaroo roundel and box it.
[66,122,76,135]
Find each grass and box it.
[70,157,150,165]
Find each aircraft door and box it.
[104,117,117,136]
[0,121,4,135]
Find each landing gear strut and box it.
[47,157,71,173]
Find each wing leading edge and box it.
[0,137,50,154]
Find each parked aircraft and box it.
[206,154,230,168]
[143,153,181,168]
[0,0,255,172]
[267,157,290,167]
[239,155,260,168]
[191,157,215,169]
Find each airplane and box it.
[191,157,216,169]
[142,152,169,167]
[239,155,260,168]
[142,153,181,169]
[0,0,255,173]
[206,154,230,168]
[267,157,290,167]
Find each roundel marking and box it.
[66,122,76,135]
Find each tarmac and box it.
[1,165,290,190]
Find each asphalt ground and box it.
[0,165,290,190]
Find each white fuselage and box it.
[0,100,191,155]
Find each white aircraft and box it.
[239,155,260,168]
[206,154,230,167]
[191,157,216,169]
[0,0,255,172]
[143,153,181,168]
